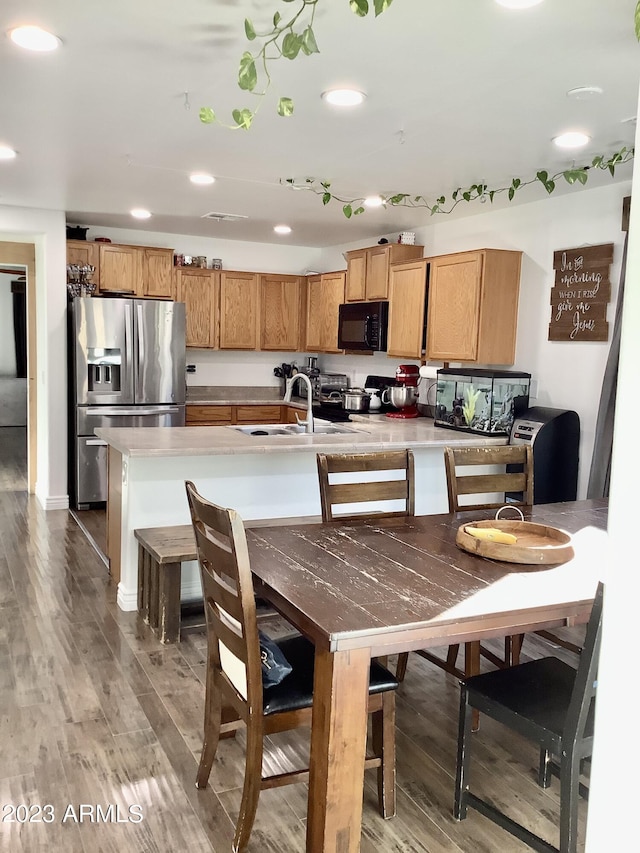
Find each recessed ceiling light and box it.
[553,131,590,149]
[9,25,61,52]
[130,208,152,219]
[364,195,384,208]
[495,0,543,9]
[321,89,366,107]
[274,225,292,235]
[0,145,17,160]
[567,86,603,101]
[190,173,215,185]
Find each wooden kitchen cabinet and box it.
[345,243,424,301]
[305,271,345,353]
[259,274,304,351]
[219,271,259,350]
[67,240,100,281]
[387,259,429,359]
[185,404,291,426]
[98,244,142,295]
[426,249,522,364]
[142,247,175,298]
[186,405,232,425]
[176,268,217,348]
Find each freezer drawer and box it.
[76,404,185,433]
[75,435,109,505]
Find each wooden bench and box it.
[135,515,321,643]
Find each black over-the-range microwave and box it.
[337,301,389,352]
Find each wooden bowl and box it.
[456,519,574,565]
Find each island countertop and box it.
[95,416,506,458]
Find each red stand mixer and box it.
[384,364,420,418]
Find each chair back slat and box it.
[317,450,415,522]
[444,444,534,512]
[185,480,262,709]
[564,581,604,743]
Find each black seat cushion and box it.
[464,656,595,740]
[263,635,399,716]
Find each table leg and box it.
[464,642,481,732]
[307,647,370,852]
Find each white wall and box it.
[319,182,631,500]
[0,205,68,509]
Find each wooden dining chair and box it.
[185,480,399,853]
[454,581,604,853]
[316,449,414,680]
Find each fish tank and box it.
[434,368,531,435]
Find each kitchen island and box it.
[96,415,507,612]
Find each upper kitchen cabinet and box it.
[387,259,428,359]
[97,244,174,298]
[176,267,217,348]
[305,271,345,353]
[259,274,304,351]
[345,243,424,301]
[67,240,100,277]
[426,249,522,364]
[219,271,259,350]
[141,247,175,299]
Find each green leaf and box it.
[489,190,495,203]
[322,192,331,205]
[302,26,319,53]
[592,155,604,168]
[320,181,331,189]
[452,189,459,200]
[232,108,254,130]
[536,170,548,184]
[343,204,353,218]
[353,206,365,216]
[238,52,257,91]
[508,187,515,201]
[374,0,394,15]
[462,191,471,201]
[350,0,369,18]
[512,178,521,189]
[430,204,439,215]
[563,170,579,185]
[609,164,616,176]
[576,170,588,185]
[635,1,640,41]
[437,196,445,205]
[199,107,216,125]
[277,97,294,117]
[282,32,301,59]
[273,11,281,26]
[244,18,256,41]
[387,193,408,204]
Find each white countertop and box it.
[95,415,507,458]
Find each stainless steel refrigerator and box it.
[69,296,186,508]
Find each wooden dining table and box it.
[245,498,608,853]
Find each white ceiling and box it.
[0,0,638,248]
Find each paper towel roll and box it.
[419,365,438,380]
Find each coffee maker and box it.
[384,364,420,418]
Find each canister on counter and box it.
[193,256,207,268]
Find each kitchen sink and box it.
[230,423,362,437]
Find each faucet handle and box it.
[294,412,307,426]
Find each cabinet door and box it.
[345,250,367,301]
[260,274,302,351]
[319,272,345,352]
[387,260,428,359]
[305,276,323,351]
[186,405,232,425]
[99,244,142,295]
[427,253,482,361]
[177,269,217,348]
[219,272,259,349]
[365,245,391,300]
[67,241,100,288]
[143,248,174,299]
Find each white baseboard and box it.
[117,584,138,612]
[36,492,70,511]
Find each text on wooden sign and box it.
[548,243,613,342]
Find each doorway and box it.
[0,242,36,494]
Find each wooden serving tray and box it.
[456,519,574,565]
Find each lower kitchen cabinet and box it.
[176,268,217,348]
[186,404,296,426]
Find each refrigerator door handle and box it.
[136,302,145,394]
[86,438,108,446]
[85,406,181,416]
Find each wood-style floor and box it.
[0,426,588,852]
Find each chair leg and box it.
[538,747,552,789]
[233,721,264,853]
[454,685,474,820]
[510,633,524,666]
[559,750,581,853]
[371,692,396,819]
[196,664,222,789]
[446,644,460,668]
[395,652,409,683]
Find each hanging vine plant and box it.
[200,1,637,216]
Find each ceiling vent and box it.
[201,211,248,222]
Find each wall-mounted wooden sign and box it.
[548,243,613,342]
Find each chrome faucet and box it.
[283,373,315,434]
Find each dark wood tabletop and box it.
[245,499,608,853]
